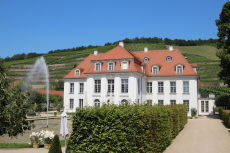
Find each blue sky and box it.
[0,0,228,58]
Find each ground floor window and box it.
[201,101,209,112]
[79,99,83,108]
[183,100,189,112]
[170,100,176,105]
[69,99,74,110]
[158,100,163,105]
[121,99,128,105]
[94,99,100,107]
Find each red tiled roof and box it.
[63,46,198,79]
[33,89,64,97]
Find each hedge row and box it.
[67,104,187,153]
[219,109,230,128]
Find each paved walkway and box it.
[1,115,230,153]
[164,115,230,153]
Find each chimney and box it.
[119,42,124,47]
[94,50,98,56]
[144,47,148,53]
[169,46,174,51]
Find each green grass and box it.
[0,143,32,148]
[174,45,219,60]
[0,139,69,148]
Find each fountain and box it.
[24,56,50,127]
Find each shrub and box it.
[219,107,223,119]
[48,135,62,153]
[67,104,187,153]
[191,108,197,117]
[221,110,230,128]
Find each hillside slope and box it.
[5,43,222,89]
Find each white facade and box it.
[64,73,198,116]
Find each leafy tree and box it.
[0,59,35,137]
[216,1,230,86]
[53,80,64,91]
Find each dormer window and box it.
[121,61,128,70]
[108,62,115,70]
[152,65,159,74]
[95,62,101,71]
[144,57,149,62]
[166,56,172,61]
[75,69,80,76]
[176,64,184,74]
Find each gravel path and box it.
[164,115,230,153]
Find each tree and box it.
[216,1,230,86]
[48,134,62,153]
[0,59,34,137]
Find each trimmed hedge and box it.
[67,104,187,153]
[221,110,230,128]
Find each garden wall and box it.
[67,104,187,153]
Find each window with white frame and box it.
[108,79,114,93]
[79,83,84,93]
[166,56,172,61]
[121,61,128,70]
[121,79,128,93]
[70,83,74,93]
[147,82,152,93]
[108,62,114,70]
[69,99,74,109]
[183,81,189,93]
[158,100,164,105]
[94,99,100,107]
[94,80,101,93]
[170,100,176,105]
[158,82,164,93]
[152,66,159,74]
[79,99,83,108]
[95,63,101,71]
[176,65,183,74]
[170,82,176,93]
[201,101,209,112]
[75,69,80,76]
[183,100,189,112]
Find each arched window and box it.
[121,61,128,70]
[95,63,101,71]
[94,99,100,107]
[108,62,115,70]
[152,65,159,74]
[176,64,184,74]
[120,99,128,105]
[75,69,80,76]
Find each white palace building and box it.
[63,42,215,116]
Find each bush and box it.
[191,108,197,117]
[219,107,223,119]
[221,110,230,128]
[67,104,188,153]
[48,135,62,153]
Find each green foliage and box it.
[49,135,62,153]
[191,108,197,117]
[216,1,230,86]
[67,104,187,153]
[0,59,35,137]
[219,107,223,120]
[221,110,230,128]
[215,94,230,109]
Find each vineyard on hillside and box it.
[5,43,224,90]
